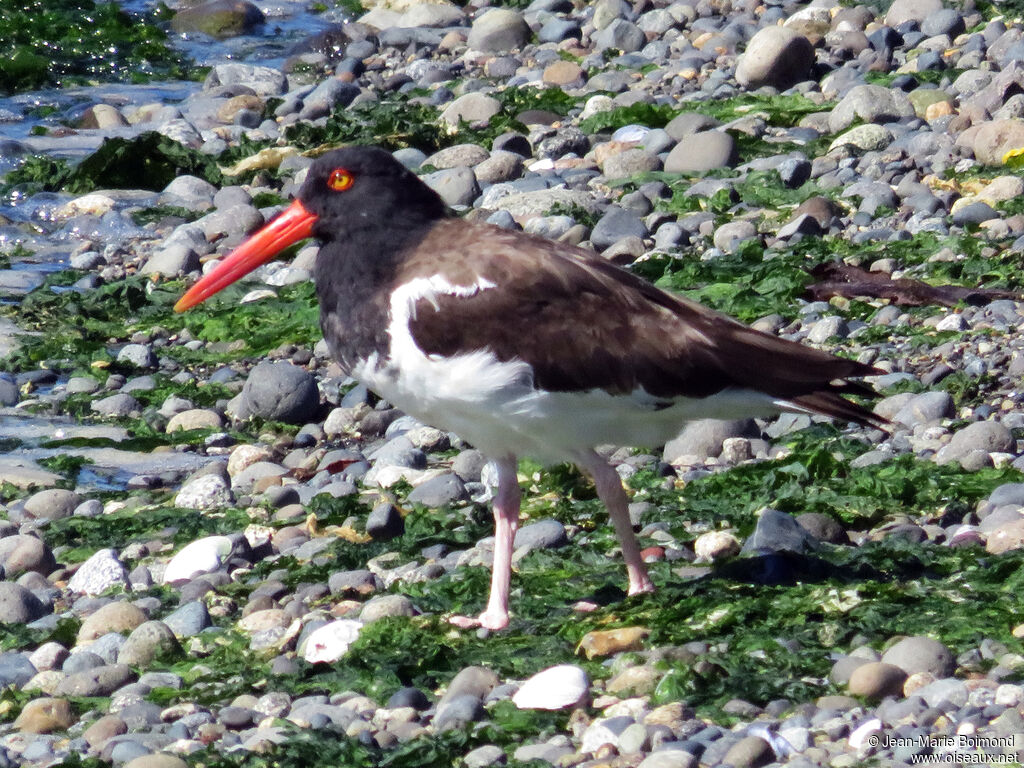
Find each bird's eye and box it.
[327,168,354,191]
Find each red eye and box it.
[327,168,354,191]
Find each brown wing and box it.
[402,220,884,427]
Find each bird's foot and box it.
[627,578,656,597]
[448,609,510,631]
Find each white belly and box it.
[352,347,783,464]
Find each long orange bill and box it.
[174,199,318,312]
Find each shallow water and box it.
[0,0,339,488]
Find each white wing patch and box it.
[392,274,497,321]
[353,274,537,448]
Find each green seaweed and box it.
[1,133,224,195]
[0,0,187,94]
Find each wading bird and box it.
[176,146,883,630]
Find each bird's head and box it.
[173,145,445,312]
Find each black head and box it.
[298,146,448,241]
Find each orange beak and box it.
[174,199,318,312]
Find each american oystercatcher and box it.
[176,145,884,631]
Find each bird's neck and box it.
[312,216,442,371]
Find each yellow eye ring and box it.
[327,168,354,191]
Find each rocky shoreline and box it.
[2,0,1024,765]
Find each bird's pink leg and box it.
[450,456,520,631]
[579,451,655,596]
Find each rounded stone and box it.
[67,549,129,596]
[736,26,814,90]
[117,621,182,666]
[847,661,908,700]
[166,408,223,433]
[828,84,915,132]
[467,8,530,52]
[425,144,490,169]
[55,664,136,697]
[694,531,741,560]
[0,582,47,624]
[77,602,148,644]
[302,619,363,663]
[513,664,589,710]
[174,474,234,510]
[83,714,128,748]
[359,594,416,623]
[881,636,955,677]
[116,343,157,369]
[13,697,76,734]
[440,92,502,127]
[123,755,190,768]
[721,735,774,768]
[663,132,736,172]
[0,535,57,577]
[163,536,234,583]
[240,360,320,424]
[972,119,1024,165]
[602,148,662,181]
[91,393,141,418]
[935,420,1014,465]
[514,518,568,550]
[23,489,81,521]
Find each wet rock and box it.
[239,360,320,424]
[14,697,76,734]
[0,535,57,577]
[881,636,955,677]
[513,664,589,710]
[171,0,265,38]
[55,663,136,697]
[78,602,148,644]
[117,621,182,666]
[663,132,737,172]
[174,473,234,510]
[847,661,908,700]
[0,583,47,623]
[365,502,404,541]
[163,536,234,583]
[67,549,129,596]
[741,508,816,554]
[934,420,1014,465]
[23,488,81,521]
[664,419,758,463]
[467,9,531,52]
[736,27,814,90]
